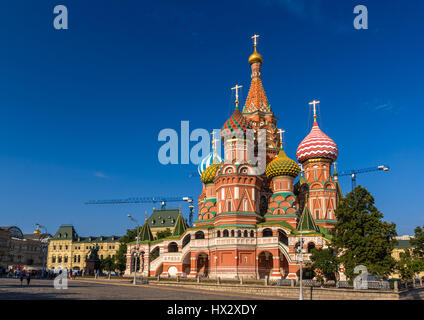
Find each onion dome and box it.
[200,163,221,184]
[198,151,222,176]
[221,107,252,139]
[296,120,338,163]
[266,148,300,179]
[248,46,263,65]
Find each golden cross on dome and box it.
[277,128,285,149]
[231,84,243,107]
[309,100,320,120]
[252,34,260,47]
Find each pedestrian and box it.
[19,273,24,286]
[26,272,31,286]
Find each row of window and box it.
[52,245,116,251]
[217,230,255,238]
[51,254,115,263]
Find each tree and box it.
[396,249,423,282]
[397,226,424,282]
[156,228,172,240]
[114,228,139,272]
[410,226,424,258]
[331,185,397,280]
[309,248,339,282]
[100,256,116,274]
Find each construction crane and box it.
[338,165,390,191]
[85,196,195,226]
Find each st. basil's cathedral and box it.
[125,36,343,280]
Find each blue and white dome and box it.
[198,152,222,176]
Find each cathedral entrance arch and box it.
[182,253,191,276]
[258,251,273,279]
[196,253,208,277]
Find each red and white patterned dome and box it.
[296,120,338,163]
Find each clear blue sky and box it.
[0,0,422,236]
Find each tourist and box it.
[26,272,31,286]
[19,272,24,286]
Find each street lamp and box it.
[128,214,141,285]
[36,223,49,279]
[297,230,304,301]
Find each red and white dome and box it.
[296,121,338,163]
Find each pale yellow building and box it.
[47,225,120,272]
[391,236,424,279]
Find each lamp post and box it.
[297,231,304,300]
[36,224,49,279]
[128,214,141,285]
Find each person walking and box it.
[26,272,31,286]
[19,272,24,286]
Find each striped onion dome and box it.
[221,107,252,139]
[200,163,221,184]
[197,152,222,176]
[266,148,300,179]
[296,120,338,163]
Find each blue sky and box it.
[0,0,423,236]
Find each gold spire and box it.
[249,34,263,65]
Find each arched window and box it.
[278,230,288,246]
[237,230,242,237]
[295,242,301,253]
[73,255,76,263]
[195,231,205,239]
[231,230,235,237]
[223,230,229,237]
[217,230,221,238]
[182,234,191,248]
[78,255,80,263]
[58,256,62,263]
[52,256,56,263]
[307,242,316,253]
[250,230,255,238]
[168,242,178,253]
[244,230,248,237]
[262,228,273,237]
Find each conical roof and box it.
[172,211,187,236]
[297,206,319,233]
[139,218,154,242]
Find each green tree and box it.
[114,227,139,272]
[331,186,397,280]
[156,228,172,239]
[410,226,424,258]
[396,226,424,282]
[309,248,339,281]
[100,256,116,273]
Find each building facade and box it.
[0,226,50,271]
[125,37,341,280]
[47,225,121,272]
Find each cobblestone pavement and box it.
[0,278,283,300]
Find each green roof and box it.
[172,212,187,236]
[53,225,78,240]
[139,219,154,242]
[297,206,319,233]
[148,209,180,228]
[395,240,413,249]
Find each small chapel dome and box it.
[266,148,300,179]
[198,151,222,176]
